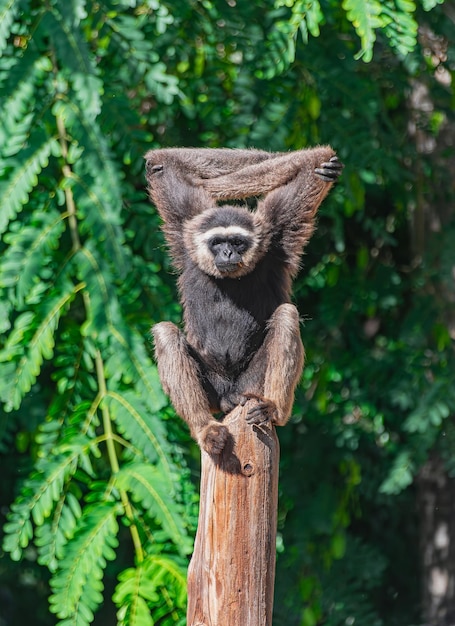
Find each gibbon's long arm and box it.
[146,146,342,272]
[257,147,341,276]
[146,158,215,268]
[145,147,275,268]
[187,146,342,276]
[146,146,339,201]
[200,146,338,200]
[145,147,275,182]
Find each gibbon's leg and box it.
[235,303,304,426]
[152,322,229,455]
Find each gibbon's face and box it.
[184,206,264,279]
[205,226,253,275]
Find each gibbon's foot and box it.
[242,393,278,425]
[199,422,230,455]
[315,156,344,183]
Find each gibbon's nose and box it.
[220,244,232,259]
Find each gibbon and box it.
[145,147,342,454]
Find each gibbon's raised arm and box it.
[145,147,275,268]
[145,146,342,272]
[145,147,275,182]
[146,158,215,269]
[200,146,337,200]
[255,147,342,276]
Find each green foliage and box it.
[341,0,418,61]
[1,0,453,625]
[0,1,195,624]
[114,554,187,626]
[342,0,382,62]
[115,463,192,555]
[265,0,419,68]
[49,500,121,624]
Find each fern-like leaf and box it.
[380,0,417,57]
[114,565,155,626]
[0,134,59,235]
[106,330,167,412]
[257,27,295,80]
[379,449,414,495]
[342,0,382,61]
[0,52,51,159]
[43,4,102,120]
[0,207,66,307]
[49,500,121,624]
[0,279,78,411]
[35,492,82,572]
[2,446,84,560]
[0,0,18,53]
[421,0,444,9]
[114,554,187,626]
[115,463,192,555]
[73,244,124,342]
[106,390,171,468]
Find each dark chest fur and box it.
[179,255,290,376]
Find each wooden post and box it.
[187,402,280,626]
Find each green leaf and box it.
[49,500,120,624]
[114,565,156,626]
[0,0,19,53]
[380,0,417,57]
[379,451,414,495]
[2,448,83,560]
[403,381,452,434]
[73,245,122,341]
[0,208,66,307]
[44,5,102,119]
[115,463,192,555]
[106,330,167,412]
[0,135,58,235]
[342,0,382,61]
[0,279,78,411]
[35,492,82,572]
[421,0,443,9]
[106,390,169,468]
[114,554,187,626]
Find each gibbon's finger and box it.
[245,410,271,425]
[245,400,277,424]
[315,169,338,182]
[315,165,342,181]
[319,160,344,171]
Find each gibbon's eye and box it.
[230,237,249,252]
[209,237,224,249]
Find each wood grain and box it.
[187,402,280,626]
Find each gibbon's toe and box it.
[245,397,278,425]
[200,423,229,455]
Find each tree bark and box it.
[187,403,280,626]
[418,452,455,626]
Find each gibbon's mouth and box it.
[216,261,243,274]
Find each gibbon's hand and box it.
[315,155,344,183]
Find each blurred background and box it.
[0,1,454,624]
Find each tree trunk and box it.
[187,403,280,626]
[418,452,455,625]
